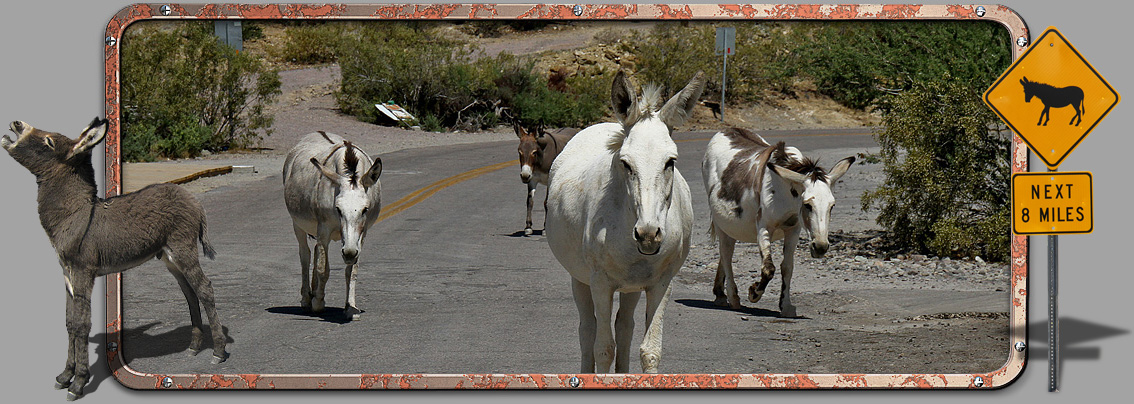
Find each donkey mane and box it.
[606,83,667,151]
[343,141,360,186]
[1022,79,1058,92]
[316,140,371,187]
[771,145,827,183]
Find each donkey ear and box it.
[659,71,707,128]
[610,70,637,123]
[310,157,344,185]
[513,121,526,138]
[827,156,855,184]
[362,157,382,188]
[66,117,108,159]
[771,164,808,185]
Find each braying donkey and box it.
[2,118,227,400]
[283,131,382,321]
[702,128,853,317]
[546,71,704,373]
[515,122,574,236]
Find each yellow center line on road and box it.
[376,131,869,222]
[377,160,514,222]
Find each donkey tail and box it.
[200,220,217,260]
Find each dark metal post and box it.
[1048,167,1059,392]
[720,53,727,122]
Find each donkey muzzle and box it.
[3,121,27,150]
[519,165,533,183]
[634,225,663,256]
[809,241,829,258]
[342,248,359,265]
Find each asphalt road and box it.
[120,128,1009,376]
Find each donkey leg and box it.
[524,182,536,236]
[640,279,673,374]
[310,240,330,313]
[614,291,641,373]
[64,274,94,400]
[55,285,77,390]
[179,254,228,363]
[161,252,205,354]
[777,228,802,318]
[588,276,617,373]
[293,225,313,311]
[571,278,597,373]
[749,228,777,303]
[344,263,361,320]
[713,230,741,309]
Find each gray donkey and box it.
[1,118,227,400]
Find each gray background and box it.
[0,1,1128,402]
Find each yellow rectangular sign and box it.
[1012,172,1093,235]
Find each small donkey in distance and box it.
[2,118,228,400]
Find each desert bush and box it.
[120,21,281,162]
[622,22,795,104]
[275,22,349,64]
[335,23,607,131]
[789,21,1013,110]
[861,78,1012,261]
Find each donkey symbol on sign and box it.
[1020,77,1085,126]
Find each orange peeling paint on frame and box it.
[102,3,1030,392]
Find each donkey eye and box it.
[44,137,55,149]
[665,158,676,170]
[622,160,633,174]
[362,207,369,215]
[803,203,813,211]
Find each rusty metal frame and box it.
[102,3,1030,390]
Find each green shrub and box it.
[861,78,1012,261]
[789,21,1013,110]
[621,22,797,104]
[276,22,348,64]
[120,21,281,161]
[334,23,607,131]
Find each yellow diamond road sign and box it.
[1012,172,1093,235]
[985,27,1120,169]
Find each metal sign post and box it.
[986,27,1120,392]
[1049,230,1059,391]
[715,27,735,122]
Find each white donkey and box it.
[702,128,853,317]
[283,131,382,320]
[546,71,704,373]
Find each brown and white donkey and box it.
[515,123,575,236]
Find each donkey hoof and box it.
[55,381,70,390]
[640,353,660,374]
[779,305,798,318]
[344,306,362,321]
[66,391,83,401]
[311,299,326,313]
[713,295,730,307]
[524,227,533,236]
[211,352,229,365]
[188,348,203,356]
[748,287,764,303]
